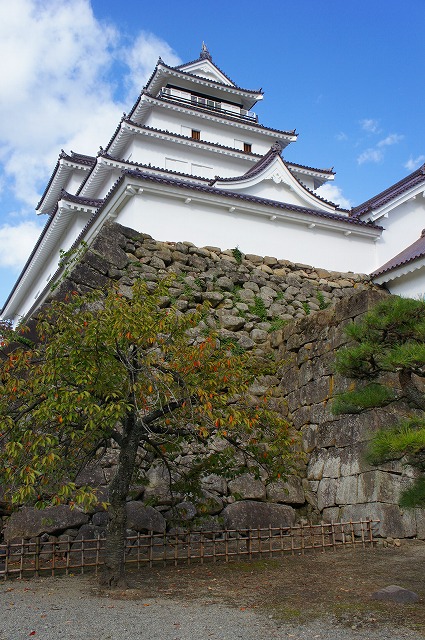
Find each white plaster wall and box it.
[116,192,377,274]
[145,108,277,156]
[64,170,87,195]
[372,198,425,270]
[383,267,425,299]
[124,137,251,178]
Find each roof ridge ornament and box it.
[271,141,284,153]
[200,42,212,61]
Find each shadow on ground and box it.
[116,541,425,634]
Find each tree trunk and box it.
[100,413,140,588]
[399,370,425,410]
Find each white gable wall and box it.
[372,197,425,271]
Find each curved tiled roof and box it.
[372,231,425,277]
[286,160,334,176]
[59,190,104,208]
[64,151,96,166]
[352,164,425,217]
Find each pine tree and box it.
[334,295,425,507]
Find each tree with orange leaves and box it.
[0,278,294,587]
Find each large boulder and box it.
[222,501,296,530]
[3,505,89,541]
[266,477,305,505]
[126,502,166,533]
[228,473,266,500]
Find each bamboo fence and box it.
[0,519,379,580]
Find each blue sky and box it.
[1,0,425,307]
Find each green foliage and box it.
[249,296,268,321]
[232,246,243,264]
[219,336,245,355]
[400,478,425,508]
[316,291,330,310]
[0,276,294,511]
[336,296,425,380]
[333,295,425,510]
[302,302,310,315]
[367,418,425,464]
[332,383,397,415]
[268,317,287,333]
[51,242,87,291]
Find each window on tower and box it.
[191,129,201,141]
[243,142,252,153]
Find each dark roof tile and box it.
[372,231,425,277]
[352,165,425,217]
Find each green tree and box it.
[333,295,425,508]
[0,278,294,587]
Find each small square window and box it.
[243,142,252,153]
[191,129,201,141]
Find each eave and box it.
[1,194,102,320]
[352,165,425,220]
[126,94,297,147]
[36,152,95,215]
[373,256,425,285]
[143,62,263,111]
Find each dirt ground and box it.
[110,540,425,635]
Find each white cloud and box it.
[377,133,404,147]
[0,219,44,269]
[122,31,181,100]
[357,132,404,166]
[0,0,181,207]
[336,132,348,142]
[360,118,380,133]
[315,184,351,210]
[404,155,425,171]
[357,148,384,165]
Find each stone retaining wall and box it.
[3,222,422,543]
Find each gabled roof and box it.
[351,164,425,218]
[210,144,342,212]
[372,230,425,278]
[174,44,237,87]
[148,60,262,97]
